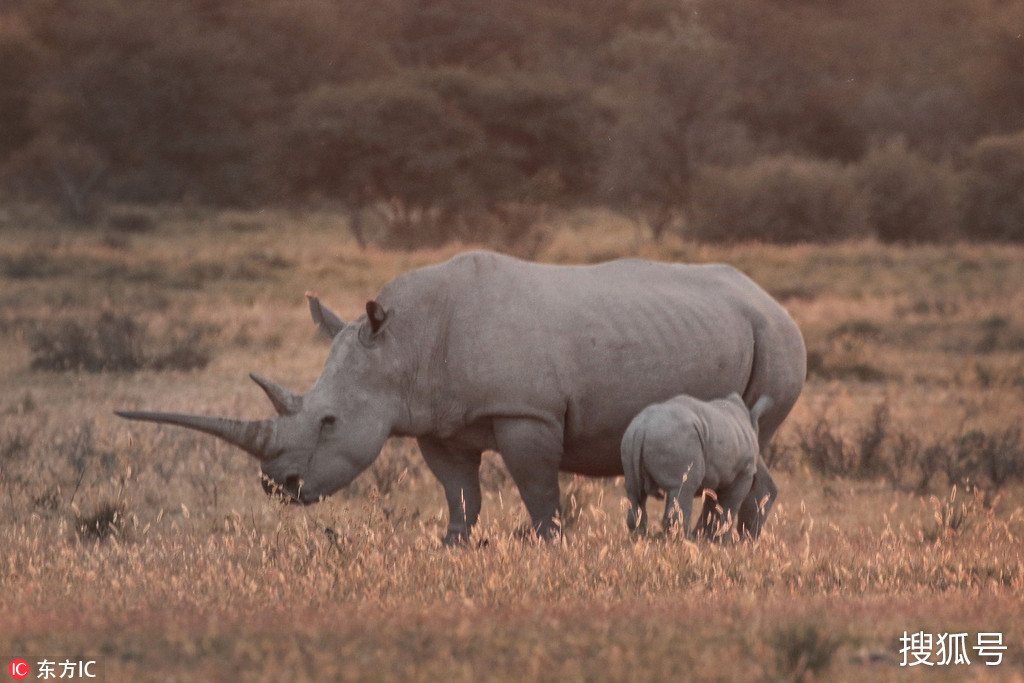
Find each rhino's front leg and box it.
[417,436,482,546]
[493,417,563,540]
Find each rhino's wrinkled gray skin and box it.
[116,251,805,544]
[621,392,774,539]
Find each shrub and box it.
[958,130,1024,241]
[29,312,211,373]
[796,404,893,479]
[75,501,126,541]
[30,313,145,372]
[106,206,157,233]
[945,428,1023,491]
[920,486,974,544]
[794,402,1024,493]
[770,623,842,680]
[855,138,960,243]
[689,155,867,243]
[282,77,490,249]
[1,251,72,279]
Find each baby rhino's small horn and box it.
[114,410,281,462]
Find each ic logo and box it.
[8,660,29,680]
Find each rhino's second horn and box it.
[114,410,281,461]
[249,373,303,416]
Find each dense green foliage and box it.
[2,0,1022,242]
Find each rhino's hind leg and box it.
[626,494,648,535]
[737,456,777,540]
[417,436,483,546]
[493,418,563,540]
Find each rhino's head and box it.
[116,295,402,504]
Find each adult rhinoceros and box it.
[117,251,805,543]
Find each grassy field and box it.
[2,204,1023,681]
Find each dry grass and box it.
[2,205,1023,681]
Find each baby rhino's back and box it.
[662,393,759,490]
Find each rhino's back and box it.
[382,251,800,476]
[398,251,771,328]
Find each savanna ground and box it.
[2,204,1023,681]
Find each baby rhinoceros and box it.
[621,392,774,540]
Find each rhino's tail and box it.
[621,418,649,531]
[749,394,775,431]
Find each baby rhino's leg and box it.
[662,459,703,538]
[715,470,755,542]
[641,422,704,537]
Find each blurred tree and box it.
[855,138,959,243]
[282,77,484,247]
[224,1,399,97]
[424,69,600,204]
[689,155,867,243]
[698,0,868,162]
[1,0,1022,245]
[600,18,738,240]
[959,131,1024,242]
[4,136,107,222]
[396,0,528,69]
[16,1,273,204]
[0,14,43,159]
[972,7,1024,136]
[284,70,600,247]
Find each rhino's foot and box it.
[509,521,563,543]
[534,518,563,543]
[737,462,778,540]
[626,503,646,535]
[441,529,473,548]
[627,515,648,538]
[628,523,649,539]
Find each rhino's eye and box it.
[320,415,337,432]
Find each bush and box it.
[958,130,1024,241]
[283,78,483,211]
[855,138,960,243]
[770,623,842,680]
[75,501,126,541]
[30,312,211,373]
[796,403,892,480]
[106,206,157,233]
[794,402,1024,494]
[689,155,867,243]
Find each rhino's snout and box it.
[260,472,306,504]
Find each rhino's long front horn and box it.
[114,410,281,462]
[250,373,303,416]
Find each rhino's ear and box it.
[306,292,346,339]
[366,300,390,334]
[359,300,391,346]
